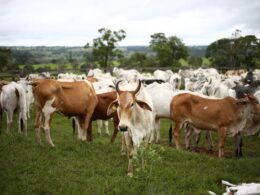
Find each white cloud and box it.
[0,0,260,46]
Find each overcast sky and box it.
[0,0,260,46]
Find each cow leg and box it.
[124,132,134,177]
[43,111,55,147]
[205,131,213,152]
[110,117,119,143]
[87,122,93,141]
[76,116,86,141]
[234,133,243,157]
[85,108,96,142]
[173,122,182,149]
[35,109,43,145]
[97,120,102,135]
[27,102,30,119]
[41,98,56,146]
[155,119,160,143]
[184,126,192,149]
[18,111,27,136]
[72,117,81,136]
[121,133,127,155]
[6,110,14,133]
[218,127,226,158]
[104,121,110,136]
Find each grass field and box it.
[0,109,260,194]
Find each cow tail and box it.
[169,124,173,144]
[14,88,23,132]
[72,118,76,135]
[20,118,24,132]
[15,87,27,132]
[15,88,20,100]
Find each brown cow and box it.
[170,93,260,157]
[73,91,119,142]
[31,79,98,146]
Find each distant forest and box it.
[9,45,206,66]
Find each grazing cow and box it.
[31,79,98,146]
[0,82,27,135]
[170,93,260,158]
[107,80,155,176]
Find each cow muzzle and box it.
[119,125,128,132]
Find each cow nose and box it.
[119,125,128,132]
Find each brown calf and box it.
[32,79,98,146]
[74,91,119,142]
[170,93,260,157]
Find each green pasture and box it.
[0,109,260,194]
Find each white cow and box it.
[209,180,260,195]
[107,80,155,176]
[57,73,87,82]
[146,82,175,142]
[113,67,141,81]
[0,82,27,135]
[153,69,173,82]
[18,79,34,118]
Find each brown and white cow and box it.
[31,79,98,146]
[107,80,155,176]
[170,93,260,158]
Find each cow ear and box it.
[136,100,152,111]
[107,100,118,116]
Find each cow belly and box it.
[186,118,218,132]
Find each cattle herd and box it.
[0,67,260,177]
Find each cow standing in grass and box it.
[170,93,260,158]
[0,82,27,135]
[31,79,98,146]
[107,80,155,176]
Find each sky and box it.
[0,0,260,46]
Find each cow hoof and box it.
[127,172,133,177]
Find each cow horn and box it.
[115,80,122,94]
[133,80,141,96]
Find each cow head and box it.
[236,94,260,136]
[107,80,152,132]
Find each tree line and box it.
[0,28,260,74]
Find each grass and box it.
[0,110,260,195]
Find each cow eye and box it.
[131,103,134,107]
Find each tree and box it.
[206,33,260,68]
[67,51,79,70]
[188,56,203,67]
[11,49,33,65]
[149,33,189,67]
[0,47,12,71]
[85,28,126,68]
